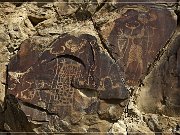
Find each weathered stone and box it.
[94,5,176,86]
[107,0,178,10]
[143,114,180,134]
[110,120,127,135]
[7,33,129,131]
[0,64,7,103]
[7,7,36,41]
[54,0,99,16]
[114,0,177,5]
[137,32,180,116]
[87,120,112,133]
[4,95,34,133]
[0,1,179,134]
[98,100,124,121]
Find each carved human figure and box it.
[107,7,176,85]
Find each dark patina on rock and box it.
[7,34,129,123]
[100,5,176,85]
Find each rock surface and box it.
[137,27,180,117]
[93,4,177,85]
[7,33,129,131]
[0,1,179,134]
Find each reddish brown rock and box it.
[7,33,129,131]
[98,5,176,85]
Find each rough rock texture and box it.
[94,4,176,85]
[7,32,129,132]
[0,0,179,134]
[137,26,180,116]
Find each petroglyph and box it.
[101,6,176,85]
[7,33,129,120]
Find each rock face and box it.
[96,5,176,85]
[137,29,180,116]
[7,33,129,132]
[0,1,179,134]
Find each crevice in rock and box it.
[48,54,86,69]
[161,92,167,106]
[93,0,107,15]
[18,99,59,116]
[146,29,177,77]
[7,46,20,54]
[125,123,128,135]
[90,17,116,62]
[13,2,23,7]
[30,120,49,123]
[3,65,8,97]
[28,16,47,27]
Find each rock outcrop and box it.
[0,0,179,134]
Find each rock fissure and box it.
[18,99,59,116]
[90,17,116,62]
